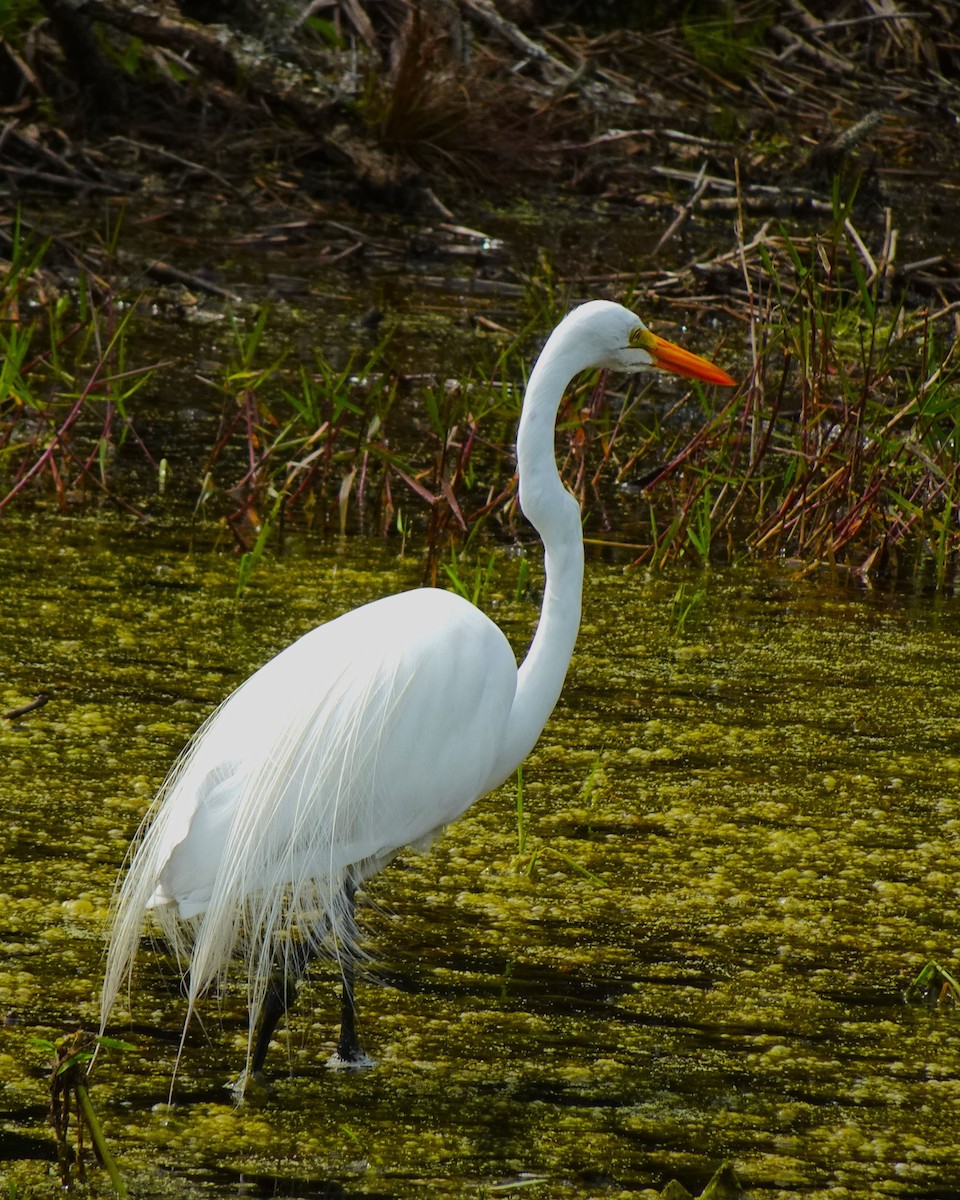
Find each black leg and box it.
[331,876,369,1066]
[335,952,364,1063]
[248,876,370,1076]
[251,938,316,1075]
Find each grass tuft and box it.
[630,186,960,587]
[0,214,160,514]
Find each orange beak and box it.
[642,331,737,387]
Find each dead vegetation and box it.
[3,1,960,587]
[2,2,957,207]
[5,1,960,311]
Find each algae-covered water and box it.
[2,515,960,1199]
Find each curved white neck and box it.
[490,332,587,783]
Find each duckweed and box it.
[2,515,960,1198]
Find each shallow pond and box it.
[2,513,960,1199]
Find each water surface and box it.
[2,515,960,1199]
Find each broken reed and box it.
[2,205,959,588]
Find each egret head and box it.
[564,299,737,387]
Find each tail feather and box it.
[99,638,402,1078]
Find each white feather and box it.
[101,589,517,1051]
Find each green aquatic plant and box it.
[439,507,508,605]
[681,4,769,81]
[578,753,606,808]
[519,248,571,342]
[5,1183,38,1200]
[7,190,960,590]
[442,544,497,606]
[905,960,960,1008]
[658,1158,748,1198]
[234,487,286,598]
[514,764,528,857]
[33,1031,135,1197]
[670,580,707,635]
[511,763,605,886]
[685,487,713,566]
[202,319,401,568]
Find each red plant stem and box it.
[0,368,101,510]
[642,385,743,494]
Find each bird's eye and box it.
[628,326,656,350]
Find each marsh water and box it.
[4,179,960,1197]
[3,511,960,1200]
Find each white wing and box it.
[102,587,518,1032]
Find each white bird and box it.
[100,300,735,1090]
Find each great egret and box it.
[100,300,735,1090]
